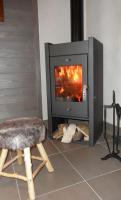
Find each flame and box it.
[57,66,81,82]
[60,87,64,94]
[55,65,82,102]
[59,68,65,77]
[73,73,79,81]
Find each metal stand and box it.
[101,91,121,162]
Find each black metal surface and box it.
[45,37,103,145]
[50,54,88,118]
[104,106,111,154]
[88,38,103,145]
[112,91,116,153]
[115,103,121,152]
[101,153,121,162]
[101,91,121,162]
[70,0,84,41]
[49,40,88,56]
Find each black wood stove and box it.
[45,37,103,145]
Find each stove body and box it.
[45,37,103,145]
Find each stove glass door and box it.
[50,54,88,118]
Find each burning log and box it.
[54,64,83,102]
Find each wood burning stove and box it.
[45,37,103,145]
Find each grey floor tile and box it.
[0,151,15,184]
[100,141,115,156]
[31,139,59,157]
[88,169,121,200]
[96,134,105,143]
[0,180,20,200]
[1,137,121,200]
[100,139,121,159]
[17,154,82,199]
[97,134,112,144]
[64,144,121,180]
[43,139,60,155]
[37,182,99,200]
[52,139,88,152]
[52,133,112,153]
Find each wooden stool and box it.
[0,117,54,200]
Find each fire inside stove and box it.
[54,65,82,102]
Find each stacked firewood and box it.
[53,124,66,139]
[53,123,89,143]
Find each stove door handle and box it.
[83,84,87,101]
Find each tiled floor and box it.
[0,136,121,200]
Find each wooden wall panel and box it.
[0,73,36,89]
[0,88,36,97]
[0,0,42,120]
[0,58,35,73]
[0,110,38,121]
[0,41,34,57]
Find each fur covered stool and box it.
[0,117,54,200]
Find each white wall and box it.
[84,0,121,123]
[37,0,71,120]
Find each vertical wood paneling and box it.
[0,0,42,120]
[32,0,42,116]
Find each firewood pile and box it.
[53,122,89,143]
[53,123,66,139]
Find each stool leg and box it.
[24,147,35,200]
[0,149,8,172]
[17,150,23,165]
[37,143,54,172]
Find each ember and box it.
[54,65,82,102]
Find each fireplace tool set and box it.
[101,90,121,162]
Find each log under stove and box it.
[45,37,103,145]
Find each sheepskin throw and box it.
[0,117,45,150]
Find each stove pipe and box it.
[70,0,84,42]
